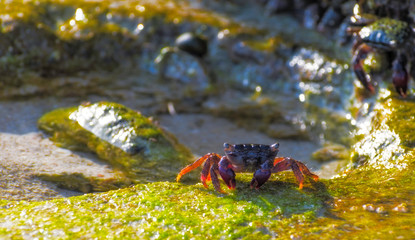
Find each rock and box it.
[38,102,194,182]
[203,91,309,140]
[351,97,415,169]
[0,132,128,200]
[392,203,409,213]
[267,123,306,139]
[311,143,349,162]
[0,180,327,239]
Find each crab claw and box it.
[251,169,271,189]
[392,53,408,97]
[218,157,236,190]
[250,161,272,189]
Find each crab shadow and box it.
[182,176,337,219]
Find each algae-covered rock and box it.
[288,48,356,145]
[0,176,328,239]
[38,102,193,182]
[312,143,349,162]
[0,164,414,239]
[351,96,415,169]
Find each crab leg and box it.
[250,161,273,189]
[218,157,236,190]
[352,44,376,93]
[176,154,208,182]
[176,153,222,184]
[272,157,319,189]
[392,52,409,97]
[210,160,226,193]
[201,157,214,187]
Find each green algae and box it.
[316,162,415,239]
[382,98,415,148]
[0,166,413,239]
[321,95,415,238]
[0,174,325,239]
[360,18,410,48]
[352,96,415,168]
[0,0,255,40]
[312,143,350,162]
[38,102,193,183]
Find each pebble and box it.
[375,206,387,214]
[362,204,389,214]
[392,203,409,213]
[362,204,376,212]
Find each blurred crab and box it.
[350,16,413,97]
[176,143,318,193]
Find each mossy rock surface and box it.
[0,175,327,239]
[38,102,193,182]
[352,96,415,169]
[312,143,349,162]
[360,18,410,48]
[0,167,414,239]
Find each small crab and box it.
[176,143,318,193]
[350,17,413,97]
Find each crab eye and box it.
[270,143,279,151]
[223,143,230,149]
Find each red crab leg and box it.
[210,160,226,193]
[392,52,408,97]
[272,157,319,189]
[352,44,376,93]
[206,172,211,182]
[218,156,236,190]
[176,153,221,183]
[201,157,213,188]
[176,154,209,182]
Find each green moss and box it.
[38,102,193,183]
[243,37,282,53]
[312,143,350,162]
[323,95,415,238]
[0,0,254,37]
[352,96,415,168]
[360,18,409,46]
[0,164,414,239]
[0,172,325,239]
[383,98,415,148]
[316,161,415,238]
